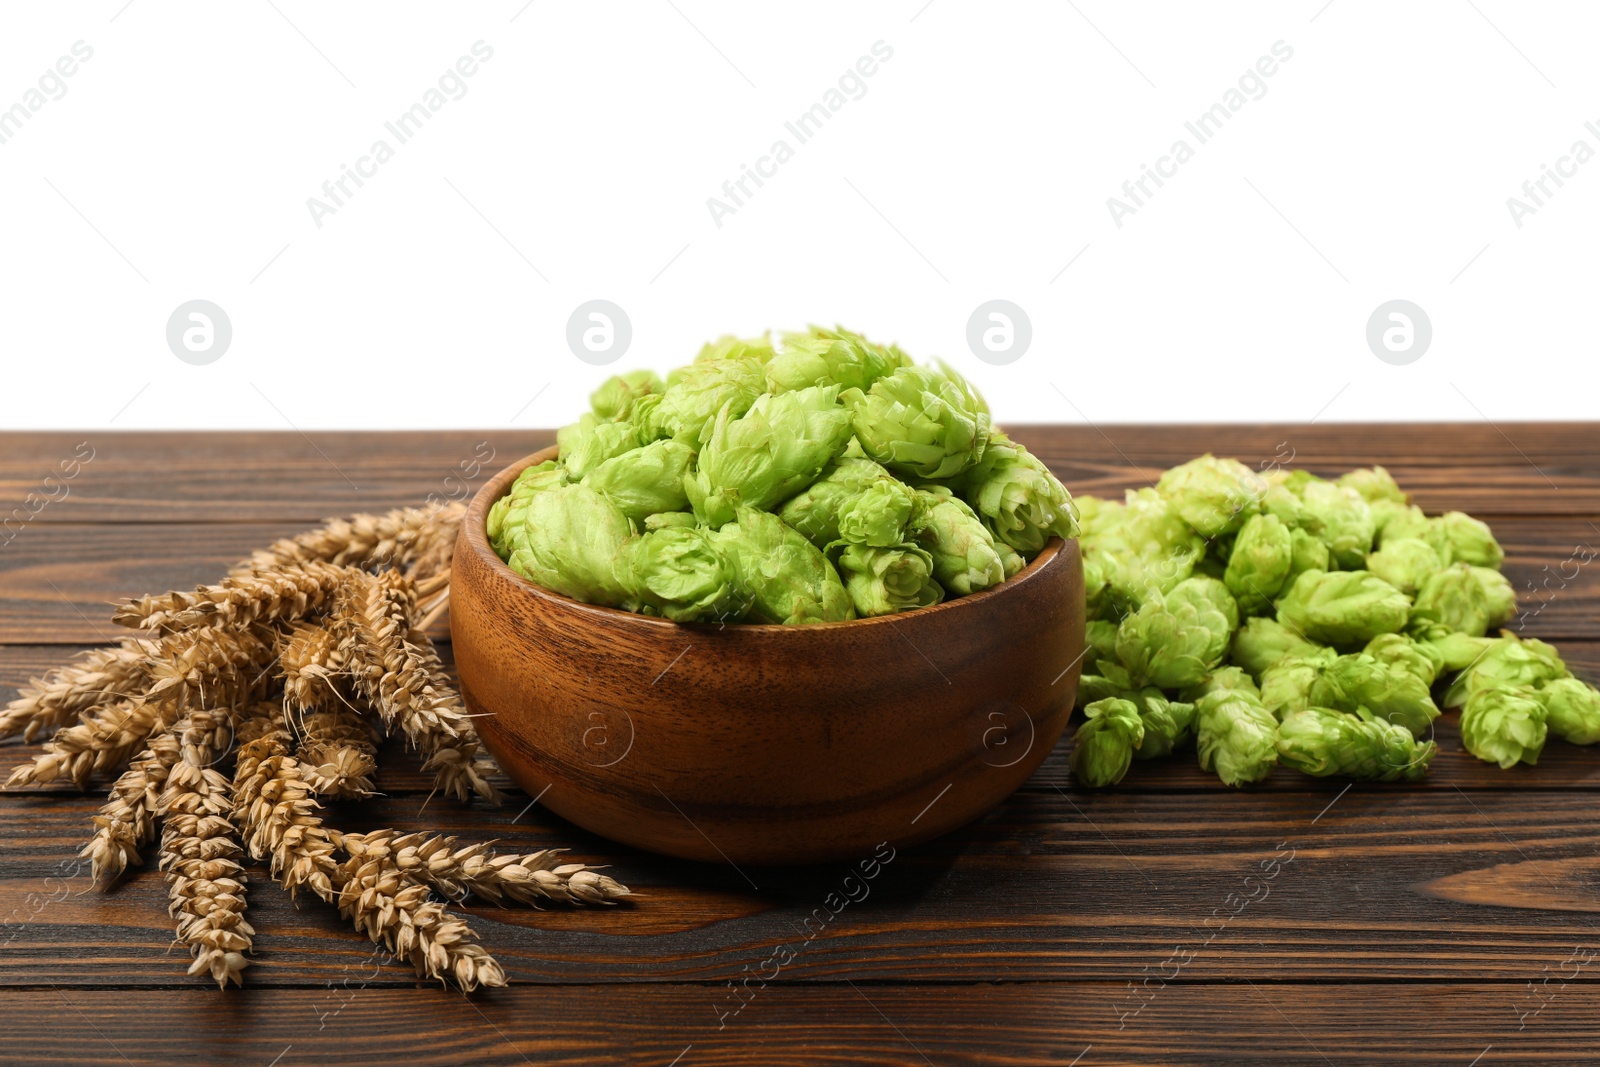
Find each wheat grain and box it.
[342,830,631,906]
[278,622,347,711]
[296,709,378,799]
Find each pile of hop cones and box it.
[2,503,630,991]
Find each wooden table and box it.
[2,426,1597,1066]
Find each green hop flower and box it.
[686,385,854,527]
[1362,632,1444,687]
[1195,686,1279,786]
[1113,576,1236,690]
[556,414,642,480]
[780,457,904,548]
[1133,691,1197,760]
[1540,678,1600,745]
[1085,619,1120,673]
[1276,706,1435,781]
[582,438,695,523]
[1070,698,1145,788]
[1274,569,1411,648]
[503,485,633,607]
[1180,665,1262,703]
[837,478,916,548]
[1259,649,1339,717]
[1230,616,1325,680]
[834,542,943,617]
[1443,634,1569,707]
[996,540,1026,579]
[488,460,570,558]
[956,432,1080,553]
[693,333,777,365]
[1364,537,1443,596]
[1473,566,1517,628]
[1336,466,1407,504]
[711,507,853,625]
[1410,563,1492,637]
[617,526,739,623]
[1156,454,1267,538]
[1307,652,1440,738]
[1460,686,1547,768]
[1080,489,1206,612]
[1285,527,1332,591]
[1417,626,1495,673]
[1377,504,1444,552]
[1435,511,1504,569]
[651,355,767,445]
[906,486,1007,596]
[841,364,991,480]
[1368,498,1414,538]
[1083,553,1111,620]
[1295,479,1376,570]
[589,369,663,421]
[765,325,910,394]
[644,511,699,531]
[1224,513,1293,616]
[1077,680,1199,759]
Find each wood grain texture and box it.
[2,427,1599,1066]
[4,425,1596,522]
[0,984,1591,1066]
[6,788,1600,986]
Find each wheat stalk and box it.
[8,628,272,790]
[159,713,251,990]
[82,730,180,884]
[339,571,499,804]
[232,502,465,582]
[231,707,504,988]
[3,504,635,992]
[114,562,351,633]
[230,712,341,903]
[0,638,161,742]
[333,842,506,991]
[341,830,631,906]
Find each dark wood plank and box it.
[0,521,310,644]
[8,788,1600,986]
[0,983,1593,1066]
[3,426,1597,525]
[0,431,548,525]
[3,517,1598,645]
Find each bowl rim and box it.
[461,446,1073,634]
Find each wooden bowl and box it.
[451,447,1084,865]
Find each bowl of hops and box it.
[450,327,1085,863]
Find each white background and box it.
[2,0,1597,430]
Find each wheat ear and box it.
[341,831,631,906]
[159,712,250,989]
